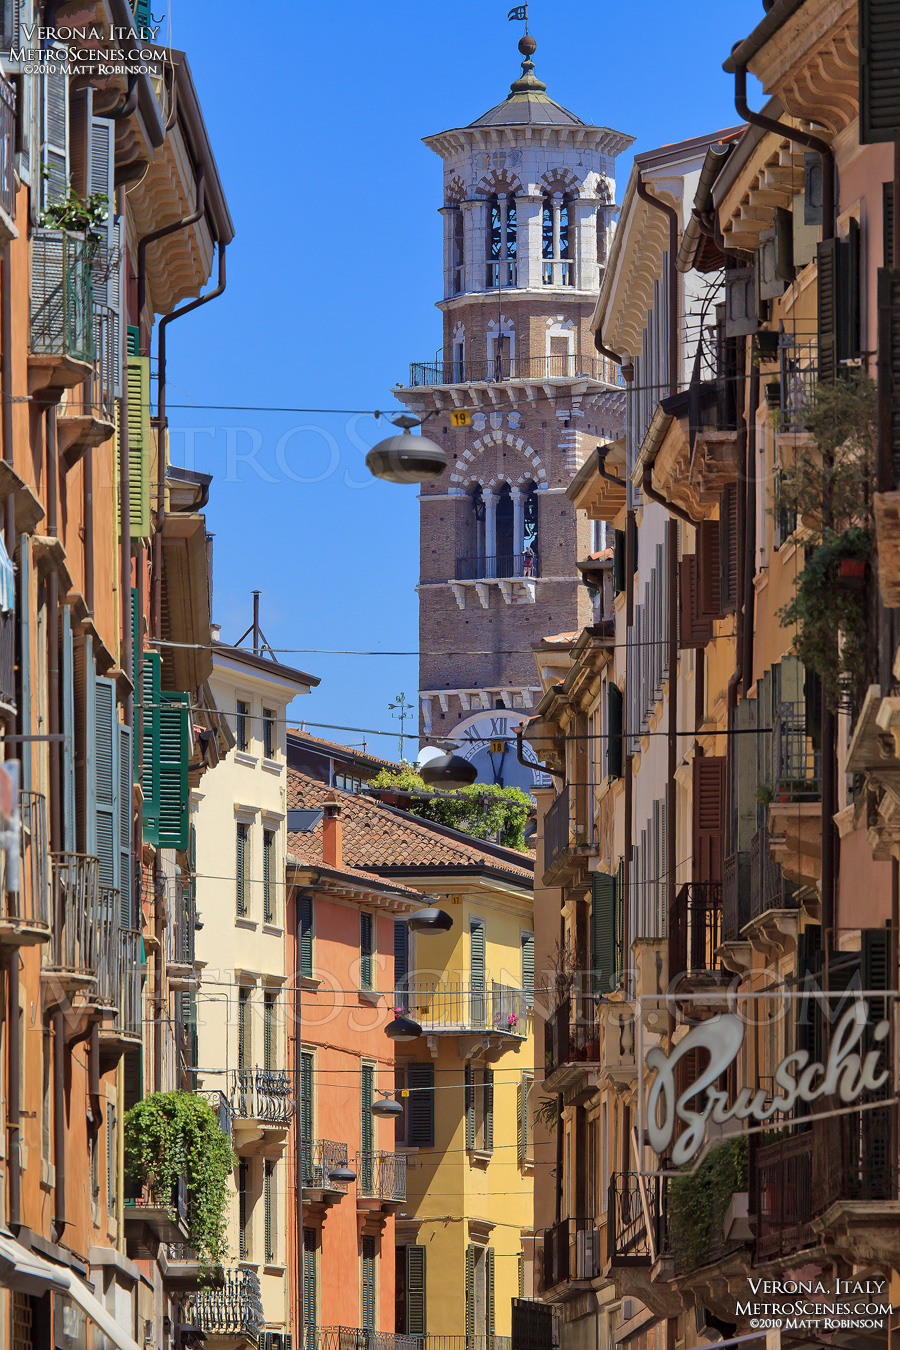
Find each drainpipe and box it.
[53,1010,66,1241]
[740,357,760,711]
[641,462,699,530]
[727,417,748,715]
[116,187,133,761]
[596,445,624,488]
[136,167,206,351]
[7,952,19,1227]
[733,65,835,242]
[47,407,61,853]
[108,75,138,122]
[152,243,226,642]
[1,247,14,554]
[83,449,94,616]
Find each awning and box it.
[0,1233,142,1350]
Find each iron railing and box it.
[407,354,607,388]
[777,340,817,434]
[94,885,120,1004]
[541,1218,599,1290]
[544,998,601,1079]
[512,1300,557,1350]
[30,229,95,364]
[543,785,590,873]
[194,1089,232,1140]
[190,1270,264,1340]
[48,853,99,976]
[302,1138,352,1192]
[2,790,48,928]
[90,298,118,424]
[755,1132,816,1260]
[167,876,196,969]
[455,552,539,582]
[0,75,13,221]
[356,1150,407,1202]
[608,1173,661,1265]
[230,1067,294,1124]
[398,982,527,1036]
[117,928,143,1038]
[125,1172,189,1226]
[749,827,797,921]
[773,701,821,801]
[312,1334,510,1350]
[669,882,722,977]
[722,851,750,941]
[0,609,14,709]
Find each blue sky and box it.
[162,0,762,758]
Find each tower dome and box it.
[469,37,586,129]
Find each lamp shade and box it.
[366,430,448,485]
[420,752,478,789]
[406,907,453,934]
[328,1164,357,1184]
[385,1015,423,1042]
[371,1096,404,1118]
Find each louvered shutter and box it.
[698,520,722,617]
[303,1228,317,1332]
[465,1063,475,1149]
[465,1247,476,1338]
[238,1159,250,1261]
[517,1252,525,1299]
[394,918,409,992]
[118,722,132,927]
[264,1161,276,1265]
[40,60,68,213]
[878,266,900,487]
[61,607,76,852]
[360,1062,374,1189]
[591,872,618,993]
[120,358,151,538]
[141,651,160,843]
[616,859,626,969]
[263,993,274,1071]
[299,893,314,977]
[692,756,726,884]
[521,931,534,1006]
[360,911,373,989]
[131,588,140,781]
[613,529,626,595]
[486,1248,495,1339]
[679,556,713,650]
[300,1053,314,1181]
[17,536,31,789]
[817,225,860,385]
[860,0,900,144]
[517,1077,526,1161]
[0,0,20,49]
[861,927,892,1189]
[238,989,249,1069]
[484,1068,494,1152]
[236,824,248,917]
[406,1245,427,1337]
[607,682,623,780]
[884,182,895,267]
[263,829,274,923]
[94,676,117,889]
[818,236,839,384]
[407,1062,434,1146]
[719,483,738,612]
[74,633,96,855]
[361,1237,376,1330]
[470,919,486,1025]
[158,691,190,850]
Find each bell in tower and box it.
[393,31,633,789]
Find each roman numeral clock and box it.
[453,711,553,792]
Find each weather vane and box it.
[507,3,529,34]
[388,692,415,763]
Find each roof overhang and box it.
[160,512,212,692]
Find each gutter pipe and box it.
[723,0,810,74]
[676,142,735,272]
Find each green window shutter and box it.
[126,324,140,357]
[591,872,618,994]
[263,992,275,1071]
[158,691,190,849]
[238,1158,250,1261]
[407,1062,434,1147]
[264,1160,276,1265]
[465,1063,475,1150]
[484,1068,494,1153]
[361,1236,376,1330]
[61,608,76,852]
[817,224,860,385]
[238,988,249,1069]
[521,932,534,1007]
[303,1228,317,1332]
[470,920,485,1025]
[394,918,409,990]
[361,1062,374,1153]
[607,683,623,780]
[465,1246,476,1339]
[299,893,314,977]
[74,633,96,857]
[360,911,373,989]
[300,1053,314,1180]
[118,722,132,927]
[406,1245,427,1337]
[121,357,151,538]
[131,588,140,780]
[486,1248,495,1338]
[94,676,117,888]
[263,828,275,924]
[860,0,900,144]
[236,823,249,916]
[517,1077,526,1162]
[140,651,161,845]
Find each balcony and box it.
[542,785,590,885]
[400,981,528,1046]
[167,877,198,989]
[748,827,798,928]
[57,294,118,469]
[312,1333,511,1350]
[669,882,722,981]
[608,1173,661,1267]
[455,551,539,582]
[189,1269,264,1345]
[356,1150,407,1208]
[28,229,95,398]
[406,353,608,389]
[161,1241,225,1294]
[302,1139,353,1203]
[754,1132,816,1262]
[543,998,602,1093]
[0,608,14,712]
[0,74,15,236]
[774,340,817,435]
[0,791,50,948]
[230,1067,294,1152]
[541,1218,602,1293]
[100,927,144,1063]
[722,852,750,943]
[43,853,100,1000]
[123,1174,189,1260]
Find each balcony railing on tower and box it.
[407,353,606,387]
[455,551,539,582]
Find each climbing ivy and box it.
[124,1091,234,1266]
[666,1137,748,1273]
[370,766,532,851]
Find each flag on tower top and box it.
[507,5,527,20]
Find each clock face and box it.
[450,711,552,792]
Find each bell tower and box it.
[394,34,633,788]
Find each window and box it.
[262,707,276,760]
[238,1158,251,1260]
[542,192,573,286]
[360,911,373,990]
[238,987,250,1069]
[465,1064,494,1154]
[236,823,250,917]
[360,1062,374,1191]
[299,892,314,978]
[300,1052,314,1183]
[236,699,250,753]
[263,991,276,1071]
[264,1160,277,1265]
[486,192,517,289]
[452,208,464,294]
[334,772,364,794]
[362,1236,377,1331]
[303,1228,318,1333]
[406,1061,435,1147]
[517,1073,532,1163]
[263,829,276,924]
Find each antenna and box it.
[234,591,275,659]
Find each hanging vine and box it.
[370,766,532,851]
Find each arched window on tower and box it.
[496,484,514,574]
[452,208,464,295]
[487,194,518,290]
[456,485,485,580]
[542,192,574,287]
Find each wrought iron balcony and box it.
[0,74,14,223]
[94,885,121,1006]
[166,877,197,986]
[117,928,143,1039]
[775,340,817,434]
[542,785,590,878]
[543,998,602,1091]
[454,551,539,582]
[46,853,99,986]
[124,1174,189,1257]
[356,1150,407,1204]
[229,1067,294,1125]
[0,791,50,947]
[302,1138,352,1195]
[749,827,798,922]
[541,1218,600,1291]
[406,353,607,388]
[189,1269,264,1342]
[312,1332,511,1350]
[30,229,95,365]
[722,851,750,941]
[669,882,723,978]
[608,1172,661,1266]
[398,981,527,1037]
[773,700,821,801]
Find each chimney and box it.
[321,796,343,869]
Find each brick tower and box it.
[394,33,632,788]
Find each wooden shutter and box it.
[406,1245,427,1337]
[860,0,900,144]
[518,1252,525,1299]
[407,1062,434,1146]
[465,1063,476,1149]
[300,1053,314,1179]
[607,682,623,780]
[120,357,151,538]
[74,632,96,856]
[17,537,31,790]
[818,236,839,384]
[361,1236,376,1330]
[238,1159,249,1261]
[40,60,68,212]
[692,755,726,884]
[517,1074,529,1161]
[679,556,713,650]
[486,1248,495,1337]
[158,691,190,850]
[263,992,275,1071]
[94,676,117,889]
[118,723,132,927]
[360,1062,374,1164]
[719,483,739,612]
[140,651,161,845]
[613,529,626,595]
[299,893,314,978]
[264,1160,276,1265]
[465,1246,476,1338]
[61,608,76,852]
[698,519,722,617]
[302,1228,317,1332]
[817,224,860,385]
[521,932,534,1006]
[878,267,900,486]
[484,1068,494,1153]
[236,823,248,916]
[394,918,409,991]
[591,872,618,993]
[360,911,373,990]
[470,919,485,1024]
[884,182,895,267]
[263,828,274,923]
[238,988,249,1069]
